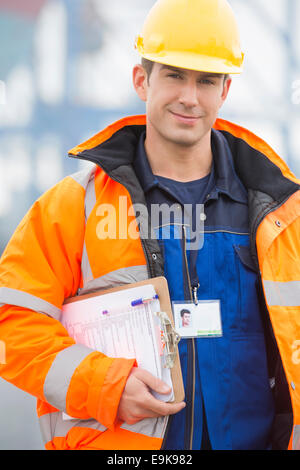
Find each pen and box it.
[131,294,159,307]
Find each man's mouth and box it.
[169,111,201,124]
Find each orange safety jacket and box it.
[0,115,300,450]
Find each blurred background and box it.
[0,0,299,449]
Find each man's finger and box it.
[135,368,172,394]
[143,393,186,416]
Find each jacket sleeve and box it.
[0,176,135,429]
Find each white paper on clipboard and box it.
[61,283,173,420]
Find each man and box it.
[180,309,192,328]
[0,0,300,451]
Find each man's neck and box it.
[144,129,213,183]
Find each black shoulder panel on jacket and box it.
[220,130,299,204]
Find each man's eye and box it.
[199,79,214,85]
[167,73,182,79]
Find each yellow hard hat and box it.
[135,0,244,74]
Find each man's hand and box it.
[117,367,186,425]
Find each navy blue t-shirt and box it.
[154,166,215,234]
[154,171,213,207]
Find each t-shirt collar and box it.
[133,129,248,204]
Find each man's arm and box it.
[0,176,185,430]
[0,176,136,429]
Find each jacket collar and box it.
[68,114,299,203]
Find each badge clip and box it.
[155,311,180,369]
[192,283,200,305]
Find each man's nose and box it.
[179,81,199,108]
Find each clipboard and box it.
[63,276,185,403]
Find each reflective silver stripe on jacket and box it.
[263,280,300,307]
[69,164,97,192]
[39,411,167,445]
[84,172,97,221]
[293,424,300,450]
[0,287,61,320]
[81,175,98,284]
[43,344,94,411]
[121,416,168,439]
[81,241,94,286]
[79,265,149,296]
[39,411,106,445]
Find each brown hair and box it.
[141,57,155,84]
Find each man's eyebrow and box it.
[159,65,223,78]
[200,73,223,78]
[160,65,185,73]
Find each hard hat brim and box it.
[138,50,244,75]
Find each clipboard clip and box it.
[155,311,181,369]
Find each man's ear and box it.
[132,64,148,102]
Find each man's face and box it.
[133,62,231,148]
[182,312,191,327]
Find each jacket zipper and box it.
[182,225,196,450]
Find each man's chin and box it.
[165,133,204,148]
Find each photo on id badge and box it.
[172,300,223,339]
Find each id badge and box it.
[172,300,222,339]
